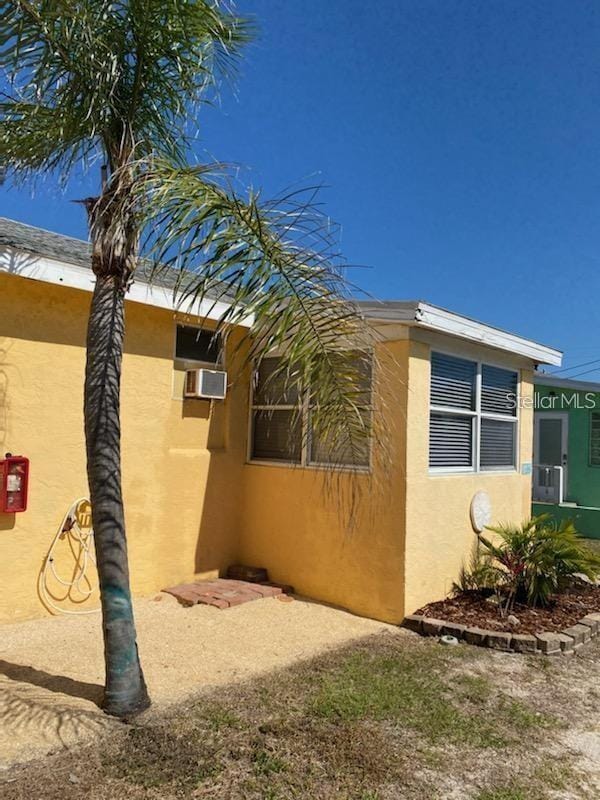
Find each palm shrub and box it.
[453,548,499,595]
[479,516,600,608]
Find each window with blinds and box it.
[250,354,372,469]
[308,354,372,468]
[590,412,600,467]
[429,413,473,468]
[429,352,518,471]
[250,357,302,463]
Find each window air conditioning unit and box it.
[184,368,227,400]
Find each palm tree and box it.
[0,1,375,718]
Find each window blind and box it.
[254,357,300,406]
[480,418,515,468]
[429,413,473,468]
[252,410,302,462]
[250,354,373,468]
[430,352,476,410]
[429,352,518,471]
[481,365,518,416]
[309,410,370,467]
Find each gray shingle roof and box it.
[0,216,92,268]
[0,216,233,298]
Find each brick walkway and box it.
[162,578,283,609]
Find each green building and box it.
[532,375,600,538]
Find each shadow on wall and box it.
[0,267,89,352]
[0,265,174,359]
[0,270,248,607]
[0,338,8,449]
[191,355,248,578]
[1,248,39,277]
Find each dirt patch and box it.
[418,585,600,634]
[0,594,394,769]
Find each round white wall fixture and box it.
[470,490,492,533]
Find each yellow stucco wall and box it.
[0,270,536,625]
[237,340,409,623]
[403,333,534,614]
[0,272,247,622]
[237,330,534,623]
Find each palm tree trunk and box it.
[84,272,150,718]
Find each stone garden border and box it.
[402,612,600,655]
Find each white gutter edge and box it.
[0,245,253,327]
[415,303,562,366]
[364,301,562,366]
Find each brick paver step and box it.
[163,578,283,609]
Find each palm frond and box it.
[0,0,252,178]
[121,158,384,474]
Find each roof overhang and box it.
[533,374,600,392]
[0,244,253,327]
[360,300,562,367]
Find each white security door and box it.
[533,413,568,502]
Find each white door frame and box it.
[534,412,569,502]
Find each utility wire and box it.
[560,365,600,381]
[549,356,600,376]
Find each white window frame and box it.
[247,354,373,472]
[429,349,520,475]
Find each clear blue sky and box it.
[2,0,600,374]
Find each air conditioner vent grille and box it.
[184,368,227,400]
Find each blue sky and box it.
[2,0,600,374]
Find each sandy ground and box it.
[0,593,394,769]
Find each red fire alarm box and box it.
[0,454,29,513]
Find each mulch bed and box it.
[417,584,600,635]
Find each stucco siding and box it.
[237,339,409,623]
[403,336,534,614]
[0,273,245,622]
[0,270,538,625]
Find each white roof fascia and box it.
[415,303,561,366]
[363,300,562,366]
[0,245,253,327]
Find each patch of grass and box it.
[310,649,554,749]
[194,702,244,731]
[456,673,492,703]
[475,759,582,800]
[251,747,287,776]
[475,789,531,800]
[498,697,555,730]
[525,654,556,680]
[107,723,222,789]
[533,760,590,797]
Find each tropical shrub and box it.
[479,515,600,608]
[453,549,500,595]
